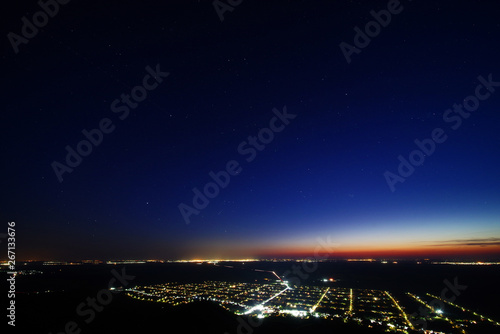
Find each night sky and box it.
[1,0,500,261]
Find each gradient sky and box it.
[1,0,500,261]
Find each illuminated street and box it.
[126,280,500,333]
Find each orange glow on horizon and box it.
[252,244,500,259]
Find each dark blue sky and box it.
[1,0,500,260]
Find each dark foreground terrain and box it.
[15,291,388,334]
[4,261,500,333]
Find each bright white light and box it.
[280,309,308,317]
[436,309,443,314]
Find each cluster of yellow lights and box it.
[175,259,260,263]
[124,280,500,333]
[126,282,409,328]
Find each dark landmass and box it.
[3,261,500,333]
[15,292,388,334]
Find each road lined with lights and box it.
[347,288,353,315]
[407,292,467,333]
[126,281,500,334]
[243,285,290,314]
[386,291,414,329]
[427,292,500,326]
[310,287,330,312]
